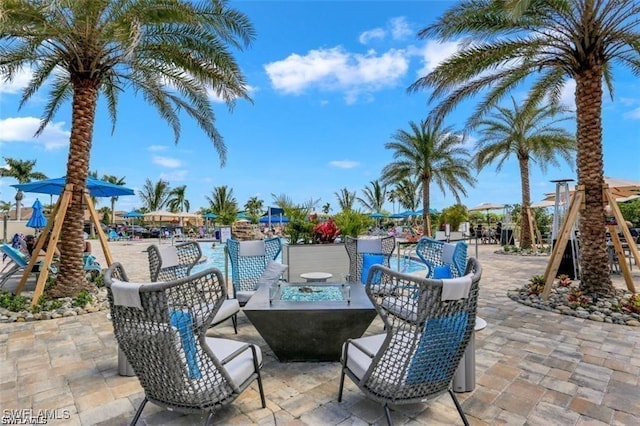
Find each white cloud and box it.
[152,156,182,168]
[265,47,409,102]
[390,17,413,40]
[359,28,385,44]
[414,40,461,76]
[160,170,188,182]
[148,145,167,152]
[624,107,640,119]
[329,160,359,169]
[0,116,69,150]
[0,67,33,94]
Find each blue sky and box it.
[1,0,639,216]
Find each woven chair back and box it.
[360,257,481,405]
[344,236,396,283]
[147,241,202,282]
[415,237,467,278]
[226,237,282,293]
[105,263,240,413]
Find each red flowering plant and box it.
[312,217,340,243]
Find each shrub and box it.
[526,275,545,295]
[623,294,640,314]
[72,290,93,308]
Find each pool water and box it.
[192,243,426,275]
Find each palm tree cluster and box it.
[409,0,640,296]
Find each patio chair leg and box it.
[205,410,216,426]
[130,397,148,426]
[383,403,393,425]
[256,370,266,408]
[448,389,470,426]
[231,313,238,334]
[337,369,346,402]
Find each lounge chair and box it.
[0,244,57,289]
[105,262,265,424]
[226,237,284,305]
[415,237,468,279]
[344,236,396,284]
[147,241,240,333]
[338,258,482,425]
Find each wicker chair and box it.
[344,236,396,283]
[226,237,282,305]
[338,257,482,425]
[415,237,468,278]
[147,242,240,333]
[105,263,265,425]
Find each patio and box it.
[1,242,639,425]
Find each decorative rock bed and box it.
[508,285,640,326]
[0,287,109,323]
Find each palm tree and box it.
[206,186,238,225]
[167,185,190,213]
[0,0,254,297]
[474,98,575,249]
[334,188,357,212]
[0,157,47,220]
[322,203,331,215]
[394,178,421,213]
[0,201,12,215]
[409,0,640,295]
[387,189,398,214]
[358,180,387,213]
[102,174,126,226]
[245,196,264,224]
[138,179,171,212]
[271,193,295,212]
[381,120,476,236]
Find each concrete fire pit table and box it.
[243,282,377,362]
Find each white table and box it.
[300,272,333,282]
[453,316,487,393]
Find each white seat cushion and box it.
[213,299,240,324]
[236,291,255,304]
[205,337,262,388]
[343,334,385,380]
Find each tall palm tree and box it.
[334,188,357,212]
[0,0,254,297]
[387,189,398,214]
[0,157,47,220]
[102,174,126,226]
[474,98,576,249]
[206,186,238,225]
[358,180,387,213]
[409,0,640,295]
[0,201,13,215]
[381,120,476,236]
[138,179,171,212]
[167,185,190,213]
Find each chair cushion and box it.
[170,310,200,379]
[236,291,255,305]
[205,337,262,388]
[361,254,384,285]
[433,264,453,279]
[213,299,240,324]
[342,334,386,380]
[405,312,468,384]
[258,260,287,283]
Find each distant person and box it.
[83,233,92,254]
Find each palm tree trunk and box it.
[46,81,97,298]
[422,177,431,237]
[574,65,614,296]
[519,156,532,249]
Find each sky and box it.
[0,0,639,217]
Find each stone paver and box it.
[1,240,639,425]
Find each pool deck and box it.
[1,240,639,425]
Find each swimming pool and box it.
[192,242,427,275]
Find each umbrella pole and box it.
[84,192,114,266]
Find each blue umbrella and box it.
[11,176,134,197]
[122,210,144,218]
[369,212,386,219]
[202,212,217,219]
[26,199,47,229]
